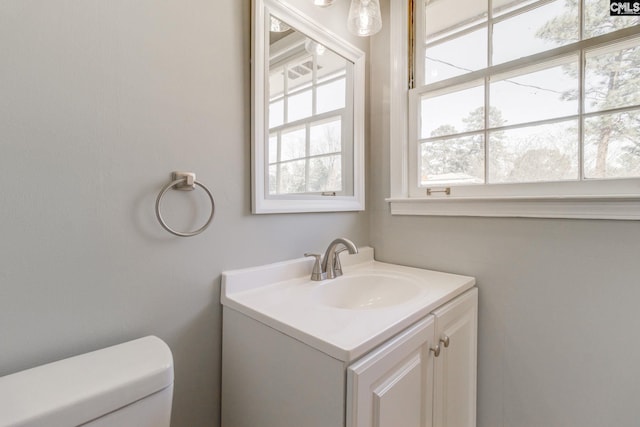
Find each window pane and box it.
[317,78,346,114]
[269,100,284,129]
[279,160,306,194]
[584,109,640,179]
[268,165,277,194]
[287,90,312,122]
[281,127,306,161]
[420,84,484,138]
[584,38,640,113]
[424,0,487,40]
[584,0,640,38]
[269,67,284,99]
[420,135,485,185]
[269,134,277,164]
[493,0,578,65]
[489,120,579,183]
[310,118,341,156]
[425,28,487,84]
[490,59,578,127]
[309,155,342,192]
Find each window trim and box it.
[388,0,640,220]
[387,194,640,220]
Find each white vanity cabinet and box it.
[347,288,477,427]
[222,287,477,427]
[346,315,437,427]
[433,288,478,427]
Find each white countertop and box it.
[221,247,475,362]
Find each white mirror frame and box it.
[252,0,366,214]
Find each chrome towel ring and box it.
[155,171,215,237]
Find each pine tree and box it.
[536,0,640,177]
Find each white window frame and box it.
[387,0,640,220]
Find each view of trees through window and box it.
[418,0,640,187]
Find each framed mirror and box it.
[252,0,365,213]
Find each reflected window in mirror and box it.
[268,25,353,196]
[252,0,365,214]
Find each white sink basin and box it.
[313,273,423,309]
[221,247,475,361]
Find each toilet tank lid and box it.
[0,335,174,427]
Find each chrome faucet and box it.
[305,238,358,281]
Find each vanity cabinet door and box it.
[432,288,478,427]
[347,315,437,427]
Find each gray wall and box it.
[370,1,640,426]
[0,1,368,426]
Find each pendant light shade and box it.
[305,38,327,56]
[313,0,334,6]
[270,16,291,32]
[347,0,382,37]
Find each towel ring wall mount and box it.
[155,171,215,237]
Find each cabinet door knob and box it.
[440,335,450,348]
[430,345,441,357]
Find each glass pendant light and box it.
[270,16,291,33]
[305,38,327,56]
[313,0,334,6]
[347,0,382,37]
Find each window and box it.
[268,38,352,196]
[389,0,640,219]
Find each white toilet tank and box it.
[0,336,174,427]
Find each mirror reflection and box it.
[267,15,354,197]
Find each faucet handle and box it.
[304,253,326,281]
[332,248,347,277]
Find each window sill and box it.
[386,195,640,220]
